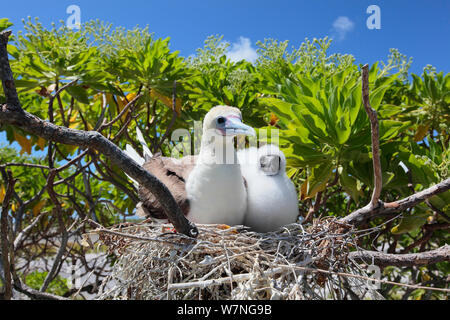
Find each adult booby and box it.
[237,144,299,232]
[125,105,255,226]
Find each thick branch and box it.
[0,31,20,108]
[362,64,382,207]
[0,31,198,238]
[0,169,15,300]
[340,177,450,227]
[349,245,449,267]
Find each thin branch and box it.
[169,262,450,293]
[13,282,69,300]
[51,79,79,102]
[168,267,285,291]
[13,211,47,250]
[349,245,450,267]
[0,163,50,170]
[93,93,108,131]
[56,149,89,172]
[98,93,142,131]
[305,192,323,223]
[87,219,185,247]
[40,169,69,292]
[361,64,382,208]
[340,177,450,227]
[52,79,78,127]
[425,199,450,222]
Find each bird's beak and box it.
[259,155,281,175]
[223,116,256,136]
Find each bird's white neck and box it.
[198,131,238,166]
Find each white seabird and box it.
[124,105,255,226]
[237,144,299,232]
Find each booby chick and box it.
[124,105,255,226]
[237,144,299,232]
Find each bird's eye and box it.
[216,117,226,125]
[260,158,266,168]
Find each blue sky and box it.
[1,0,449,151]
[2,0,449,75]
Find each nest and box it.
[95,218,384,300]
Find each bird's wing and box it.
[123,144,145,188]
[135,126,153,160]
[137,155,197,220]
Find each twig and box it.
[273,264,450,293]
[51,79,79,102]
[425,199,450,222]
[87,219,186,248]
[40,170,69,292]
[349,244,450,267]
[47,80,78,168]
[93,93,108,131]
[168,262,449,293]
[340,177,450,227]
[168,267,285,290]
[361,64,382,208]
[13,282,69,300]
[98,93,142,131]
[0,163,50,170]
[305,192,323,223]
[13,211,47,250]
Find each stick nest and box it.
[95,218,384,300]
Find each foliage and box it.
[24,271,70,296]
[0,17,448,299]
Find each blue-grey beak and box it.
[222,116,256,136]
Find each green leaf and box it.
[0,18,13,32]
[14,79,40,89]
[379,120,409,140]
[391,212,430,235]
[340,172,363,202]
[66,86,90,104]
[262,97,295,122]
[307,161,334,198]
[369,85,390,110]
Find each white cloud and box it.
[226,37,258,63]
[332,16,355,40]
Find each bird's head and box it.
[203,105,255,138]
[257,144,287,176]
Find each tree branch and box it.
[0,30,198,238]
[361,64,382,208]
[40,169,69,292]
[98,93,142,131]
[0,168,15,300]
[340,177,450,227]
[13,282,69,300]
[349,245,450,267]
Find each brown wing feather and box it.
[138,155,197,220]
